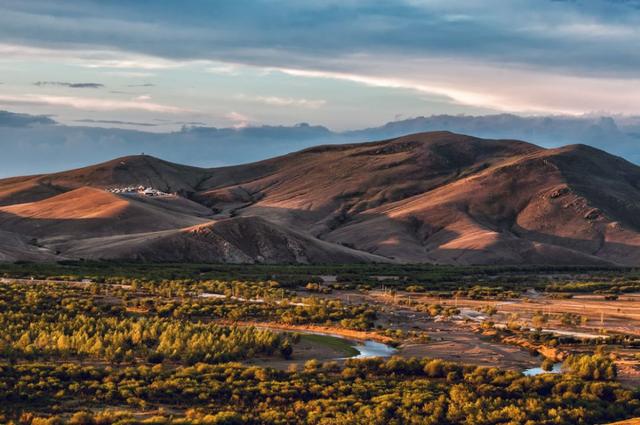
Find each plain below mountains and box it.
[2,131,640,265]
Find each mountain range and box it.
[2,131,640,265]
[2,111,640,178]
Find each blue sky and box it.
[1,0,640,131]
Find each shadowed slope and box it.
[55,216,389,264]
[0,230,60,262]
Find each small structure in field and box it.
[106,185,169,197]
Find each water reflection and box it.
[523,363,563,376]
[352,340,397,359]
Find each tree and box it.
[563,353,617,380]
[280,339,293,359]
[541,358,555,371]
[531,311,548,329]
[68,411,95,425]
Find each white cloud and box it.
[0,94,187,113]
[81,58,180,70]
[0,43,182,70]
[206,64,240,75]
[273,66,517,113]
[270,56,640,116]
[224,111,250,128]
[103,71,156,78]
[237,94,326,109]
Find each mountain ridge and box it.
[2,131,640,265]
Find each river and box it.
[523,363,563,376]
[351,339,398,359]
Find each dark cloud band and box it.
[75,119,157,127]
[34,81,104,89]
[0,110,56,127]
[3,0,639,78]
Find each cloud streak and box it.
[0,110,56,127]
[34,81,104,89]
[74,119,158,127]
[237,94,326,109]
[271,55,640,116]
[0,94,188,113]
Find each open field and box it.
[397,292,640,335]
[298,334,360,357]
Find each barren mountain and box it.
[1,131,639,265]
[0,187,208,241]
[0,155,210,206]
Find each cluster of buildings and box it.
[107,185,170,197]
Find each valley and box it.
[0,262,639,424]
[4,1,639,423]
[2,133,640,423]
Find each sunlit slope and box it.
[0,155,211,206]
[0,187,208,241]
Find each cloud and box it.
[74,119,158,127]
[269,57,640,116]
[224,111,250,128]
[34,81,104,89]
[237,94,326,109]
[2,1,640,76]
[0,110,56,127]
[271,66,519,113]
[104,71,155,78]
[2,1,640,117]
[0,43,181,71]
[127,83,155,87]
[206,64,240,75]
[0,94,188,113]
[175,121,208,126]
[81,58,179,70]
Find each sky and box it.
[1,0,640,133]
